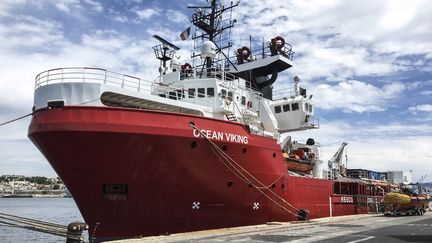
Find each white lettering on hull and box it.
[192,129,248,144]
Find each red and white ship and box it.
[28,1,395,241]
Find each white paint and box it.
[192,129,249,144]
[347,236,375,243]
[341,196,354,203]
[192,201,200,210]
[253,202,259,210]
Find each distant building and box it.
[386,171,412,184]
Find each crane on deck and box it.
[328,142,348,180]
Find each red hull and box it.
[28,107,369,241]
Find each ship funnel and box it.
[201,41,216,60]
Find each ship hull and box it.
[28,106,365,241]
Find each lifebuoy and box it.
[181,63,192,73]
[236,46,251,64]
[240,46,251,59]
[271,36,285,50]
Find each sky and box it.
[0,0,431,182]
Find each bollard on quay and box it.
[66,222,89,243]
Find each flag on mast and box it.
[180,26,191,40]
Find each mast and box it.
[188,0,239,68]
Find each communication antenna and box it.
[188,0,239,68]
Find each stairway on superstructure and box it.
[226,113,238,122]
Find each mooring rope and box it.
[0,113,33,126]
[189,123,306,219]
[0,213,83,241]
[0,97,101,127]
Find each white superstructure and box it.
[33,1,319,141]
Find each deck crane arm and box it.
[328,142,348,179]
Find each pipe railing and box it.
[35,67,153,94]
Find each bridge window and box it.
[169,91,177,100]
[228,91,233,99]
[177,89,184,99]
[304,103,308,111]
[241,96,246,105]
[292,103,299,111]
[221,89,227,98]
[275,106,282,113]
[283,104,290,112]
[207,88,214,97]
[188,88,195,98]
[198,88,205,98]
[309,104,313,112]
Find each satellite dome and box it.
[170,58,181,71]
[201,41,216,60]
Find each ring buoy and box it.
[271,36,285,50]
[181,63,192,73]
[236,46,251,64]
[240,46,251,59]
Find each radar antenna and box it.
[152,35,179,75]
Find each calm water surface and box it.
[0,198,86,243]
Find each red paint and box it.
[28,106,384,241]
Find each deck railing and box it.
[34,67,228,108]
[35,67,153,93]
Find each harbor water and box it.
[0,197,85,243]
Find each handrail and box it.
[35,67,153,94]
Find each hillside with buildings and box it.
[0,175,68,198]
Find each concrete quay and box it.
[106,213,432,242]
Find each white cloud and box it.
[82,0,103,12]
[232,0,432,80]
[0,15,64,51]
[54,0,80,13]
[0,0,26,17]
[421,90,432,96]
[310,80,405,113]
[409,104,432,113]
[134,8,160,20]
[166,9,188,24]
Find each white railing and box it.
[35,67,225,109]
[302,115,320,129]
[272,87,296,100]
[35,67,153,93]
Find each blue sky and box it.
[0,0,431,181]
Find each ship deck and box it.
[104,212,432,242]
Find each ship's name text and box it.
[340,196,354,203]
[193,129,248,144]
